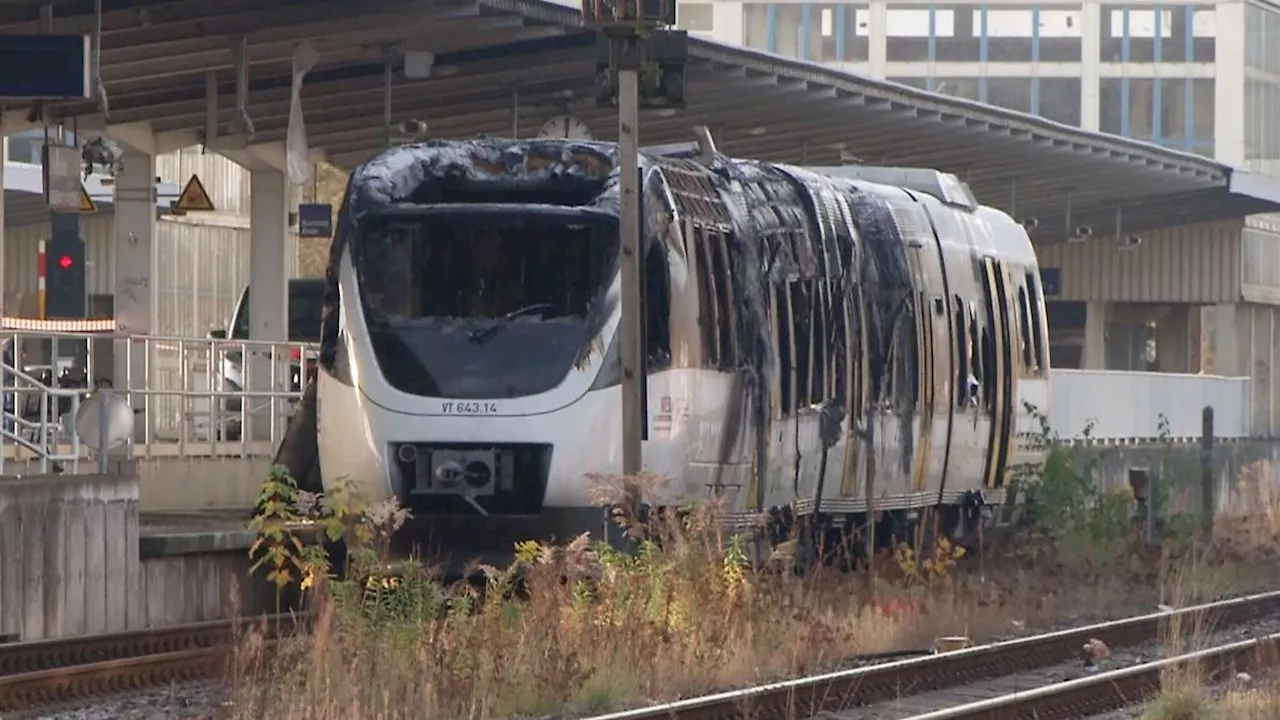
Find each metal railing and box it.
[0,361,85,474]
[0,330,315,466]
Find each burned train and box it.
[289,136,1051,560]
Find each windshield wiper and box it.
[467,303,554,344]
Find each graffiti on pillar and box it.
[119,275,149,306]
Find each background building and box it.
[679,1,1234,158]
[680,0,1280,420]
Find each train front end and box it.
[315,144,632,559]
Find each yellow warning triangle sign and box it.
[78,184,97,214]
[174,174,215,212]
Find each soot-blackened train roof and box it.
[343,138,629,224]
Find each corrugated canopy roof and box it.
[0,0,1275,241]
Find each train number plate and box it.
[440,401,499,415]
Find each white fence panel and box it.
[1048,369,1251,441]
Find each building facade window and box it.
[986,77,1034,112]
[881,5,1082,63]
[1246,2,1280,176]
[1100,77,1214,155]
[886,6,938,61]
[1039,78,1083,125]
[743,3,870,61]
[1099,5,1216,63]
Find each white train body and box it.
[310,138,1050,556]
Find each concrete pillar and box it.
[1214,303,1239,377]
[1081,1,1101,131]
[1083,301,1108,369]
[112,149,156,404]
[1214,1,1246,166]
[868,1,887,78]
[248,168,289,442]
[1156,305,1191,374]
[1187,306,1203,373]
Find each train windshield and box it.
[355,206,619,399]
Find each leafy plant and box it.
[248,465,307,613]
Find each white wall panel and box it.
[1050,369,1250,440]
[155,147,251,220]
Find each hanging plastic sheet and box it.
[287,41,320,187]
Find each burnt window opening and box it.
[354,211,618,399]
[893,302,921,409]
[954,294,969,408]
[969,304,983,406]
[774,285,794,415]
[645,242,672,371]
[1016,285,1035,374]
[811,281,829,404]
[1026,271,1047,374]
[692,225,738,370]
[832,289,849,404]
[709,231,738,368]
[980,324,996,412]
[791,281,814,408]
[692,228,720,366]
[917,290,932,401]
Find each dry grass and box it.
[228,468,1280,720]
[1215,680,1280,719]
[231,503,1008,718]
[1139,506,1280,720]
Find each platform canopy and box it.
[1,0,1277,241]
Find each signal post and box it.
[584,0,687,485]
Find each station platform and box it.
[139,510,256,557]
[0,475,291,644]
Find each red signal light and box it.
[58,255,73,270]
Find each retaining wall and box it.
[0,473,142,641]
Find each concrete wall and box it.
[0,470,280,641]
[138,550,278,627]
[1049,369,1251,441]
[0,473,141,641]
[1070,438,1280,518]
[0,450,273,514]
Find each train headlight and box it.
[397,444,418,464]
[435,460,465,488]
[463,460,492,489]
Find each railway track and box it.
[893,632,1280,719]
[583,589,1280,720]
[0,612,310,715]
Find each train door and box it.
[978,257,1016,489]
[897,213,950,497]
[684,220,755,509]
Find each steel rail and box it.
[0,612,309,713]
[902,632,1280,719]
[581,589,1280,720]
